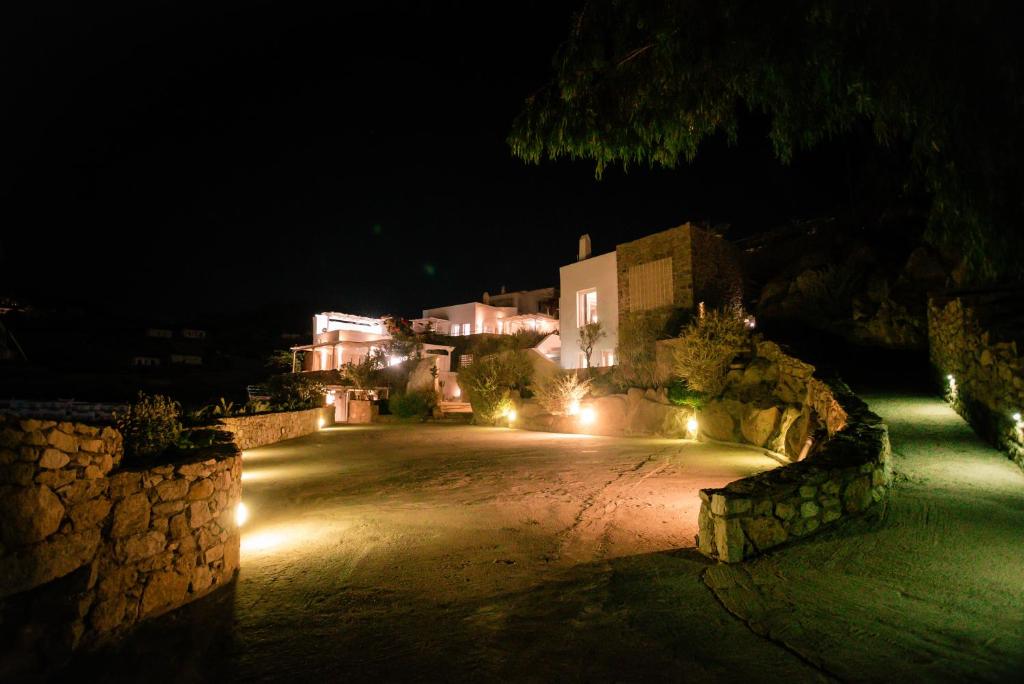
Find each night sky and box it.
[4,1,853,327]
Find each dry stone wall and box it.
[697,375,891,563]
[0,416,241,665]
[216,406,333,450]
[928,293,1024,471]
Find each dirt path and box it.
[705,393,1024,682]
[68,425,826,682]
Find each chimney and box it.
[578,234,592,261]
[482,291,490,304]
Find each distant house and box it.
[412,287,559,339]
[559,223,743,369]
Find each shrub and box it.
[115,392,183,459]
[459,351,532,423]
[342,349,385,390]
[389,390,437,420]
[614,314,663,389]
[672,309,748,396]
[667,379,707,410]
[267,373,326,409]
[534,372,592,415]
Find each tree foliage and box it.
[459,351,533,423]
[115,392,182,460]
[533,371,593,415]
[578,321,606,368]
[509,1,1024,282]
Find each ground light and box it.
[686,416,699,437]
[505,407,517,423]
[567,399,581,416]
[235,501,249,527]
[318,417,326,429]
[579,406,596,426]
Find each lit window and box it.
[450,326,460,336]
[577,289,598,326]
[462,323,471,336]
[601,350,615,367]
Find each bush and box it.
[533,372,592,415]
[389,390,437,420]
[267,373,327,409]
[672,309,748,396]
[459,351,532,423]
[614,314,663,389]
[667,379,707,410]
[114,392,183,459]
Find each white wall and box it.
[422,302,517,336]
[559,251,618,369]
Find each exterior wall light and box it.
[579,407,596,426]
[235,502,249,527]
[686,416,699,437]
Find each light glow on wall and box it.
[579,406,596,426]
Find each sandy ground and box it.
[66,425,823,682]
[64,399,1024,683]
[706,394,1024,682]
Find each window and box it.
[628,257,673,311]
[601,350,615,367]
[577,289,598,326]
[462,323,471,336]
[450,324,460,336]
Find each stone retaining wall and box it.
[216,406,333,450]
[928,292,1024,471]
[696,367,891,563]
[0,416,242,667]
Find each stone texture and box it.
[740,405,780,448]
[743,516,788,551]
[216,407,333,450]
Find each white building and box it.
[559,235,619,369]
[413,293,559,338]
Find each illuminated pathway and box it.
[706,393,1024,681]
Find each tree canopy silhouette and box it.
[509,0,1023,283]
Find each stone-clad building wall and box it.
[928,292,1024,471]
[216,406,333,450]
[0,416,242,665]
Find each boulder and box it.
[69,497,112,531]
[740,405,780,448]
[0,485,66,546]
[699,401,737,442]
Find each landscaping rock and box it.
[0,485,65,546]
[111,493,151,538]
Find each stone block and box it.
[111,493,151,538]
[1,529,101,597]
[118,530,167,562]
[89,596,128,633]
[23,430,48,446]
[774,502,796,521]
[46,429,78,453]
[156,478,189,502]
[169,513,190,540]
[153,499,186,516]
[753,499,773,516]
[140,570,189,617]
[742,516,788,551]
[189,500,212,528]
[798,485,817,499]
[2,462,36,486]
[36,468,77,488]
[843,476,873,513]
[79,438,104,452]
[84,465,102,479]
[0,484,65,546]
[188,479,215,501]
[69,497,112,531]
[204,544,224,564]
[711,494,751,516]
[109,471,142,499]
[800,501,819,518]
[222,537,240,575]
[714,516,746,562]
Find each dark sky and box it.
[3,1,851,327]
